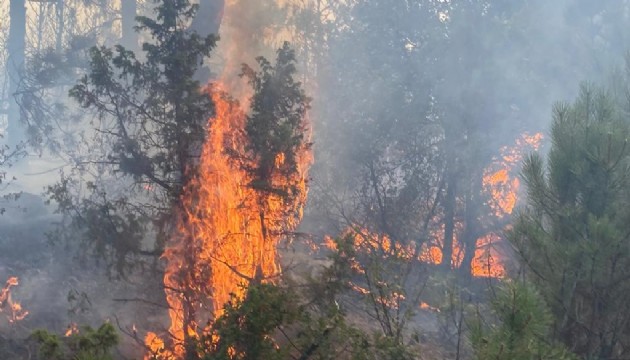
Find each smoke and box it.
[3,0,630,357]
[305,0,630,234]
[210,0,291,97]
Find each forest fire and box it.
[148,87,310,357]
[0,277,28,324]
[427,132,543,277]
[471,132,543,277]
[483,132,544,217]
[148,88,310,358]
[334,133,544,281]
[145,3,312,358]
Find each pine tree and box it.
[510,83,630,357]
[470,281,576,360]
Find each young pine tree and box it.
[509,84,630,358]
[470,282,576,360]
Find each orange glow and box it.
[483,169,519,215]
[348,228,416,260]
[476,132,543,276]
[0,277,28,323]
[419,223,464,267]
[145,331,174,360]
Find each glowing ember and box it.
[0,277,28,323]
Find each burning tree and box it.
[159,42,312,359]
[239,42,312,233]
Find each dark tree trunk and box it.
[7,0,26,148]
[441,161,456,271]
[459,179,483,281]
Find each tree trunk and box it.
[7,0,26,148]
[441,161,456,271]
[55,0,64,52]
[459,180,482,281]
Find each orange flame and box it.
[0,277,28,323]
[475,132,543,276]
[158,85,310,355]
[146,0,313,355]
[65,323,79,337]
[333,133,543,281]
[483,132,544,217]
[153,10,313,358]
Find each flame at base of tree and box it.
[330,226,506,279]
[425,132,543,277]
[0,277,28,323]
[419,228,507,278]
[326,132,544,281]
[147,84,311,358]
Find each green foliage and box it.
[197,282,373,360]
[510,83,630,357]
[470,282,576,360]
[193,234,417,360]
[32,323,118,360]
[69,0,216,192]
[201,284,296,360]
[240,41,311,197]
